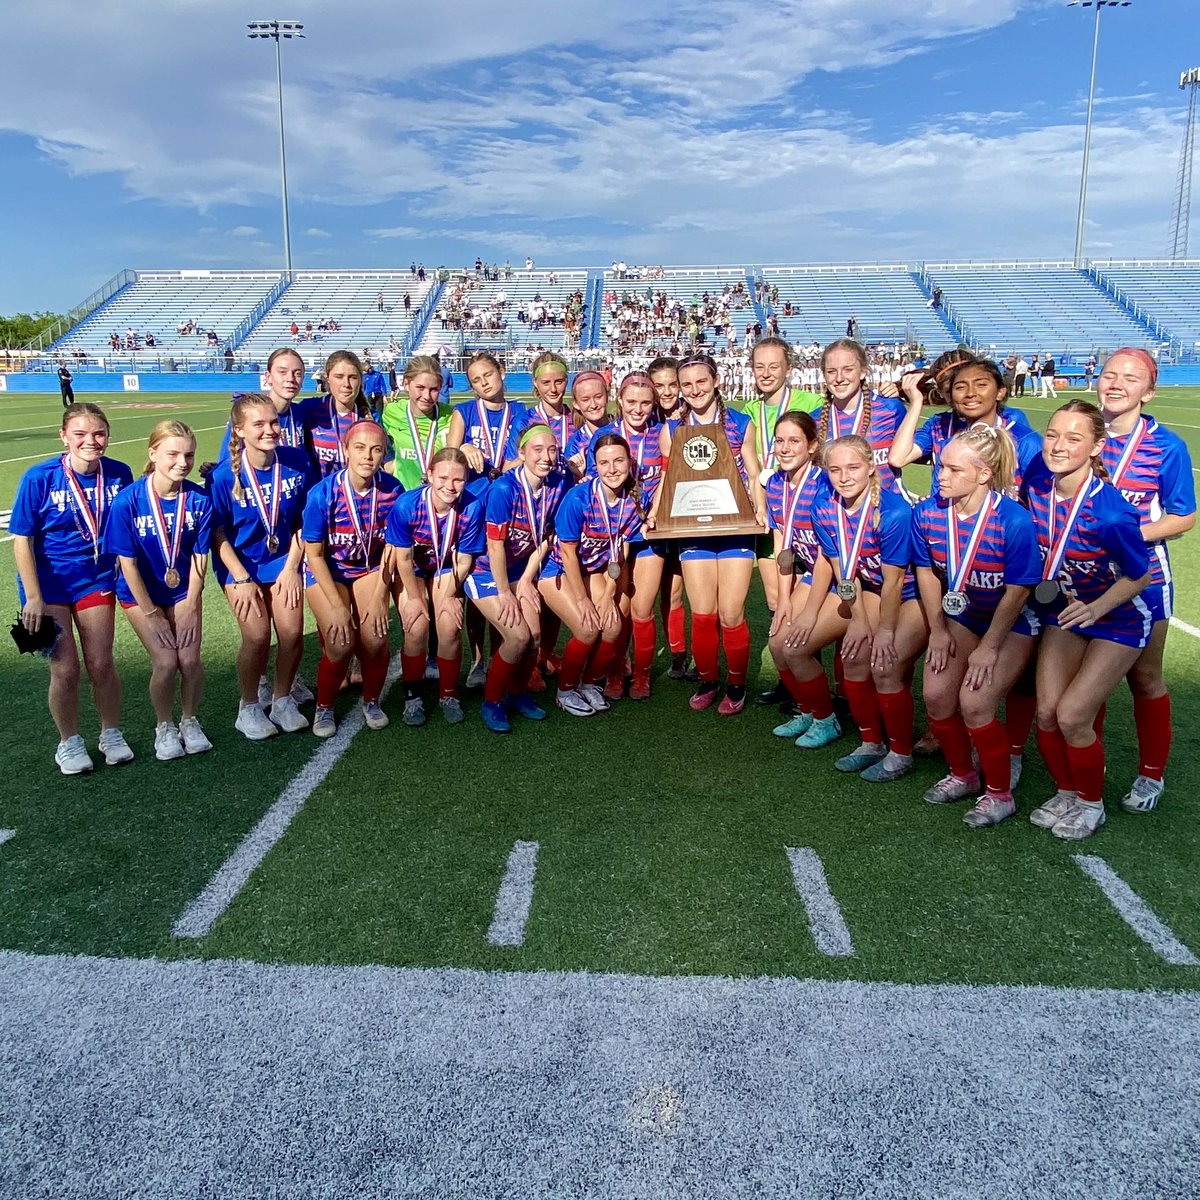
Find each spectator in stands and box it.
[525,257,534,271]
[927,287,943,310]
[145,332,156,348]
[410,261,417,277]
[207,330,219,348]
[404,292,412,314]
[56,362,74,408]
[1040,353,1058,400]
[290,322,300,338]
[417,264,426,282]
[223,346,235,372]
[376,291,385,312]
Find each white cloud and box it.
[228,225,260,237]
[305,227,332,238]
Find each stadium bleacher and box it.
[1090,261,1200,350]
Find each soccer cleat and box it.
[796,714,841,749]
[290,675,314,705]
[257,675,272,709]
[98,727,135,766]
[236,702,279,741]
[269,695,309,733]
[860,751,915,783]
[424,657,440,681]
[555,688,595,717]
[507,693,547,721]
[912,729,941,757]
[923,772,981,805]
[689,682,719,711]
[668,652,689,680]
[1051,800,1106,841]
[628,673,651,701]
[835,742,888,773]
[603,675,625,703]
[963,791,1016,828]
[717,687,746,717]
[178,716,213,755]
[55,734,94,775]
[465,657,490,690]
[153,721,186,762]
[773,711,814,739]
[1029,789,1079,829]
[542,653,562,677]
[365,700,392,730]
[755,682,788,706]
[577,683,610,714]
[480,700,512,733]
[1120,775,1164,814]
[312,707,337,738]
[1011,754,1024,792]
[526,666,547,694]
[398,697,424,728]
[439,696,466,724]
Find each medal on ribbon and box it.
[595,480,626,579]
[340,469,378,566]
[61,455,106,564]
[518,467,548,548]
[477,400,513,478]
[943,493,997,616]
[146,478,186,589]
[424,485,458,573]
[406,402,441,478]
[1035,475,1092,604]
[242,457,282,554]
[775,464,812,577]
[835,494,873,602]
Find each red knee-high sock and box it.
[588,638,619,684]
[1036,725,1075,792]
[604,622,631,684]
[401,653,425,684]
[667,605,686,654]
[778,668,804,705]
[1093,702,1107,739]
[510,646,538,694]
[1065,737,1106,804]
[721,620,751,685]
[968,719,1012,793]
[361,648,390,704]
[780,669,834,719]
[483,654,518,705]
[1133,693,1172,781]
[436,656,460,700]
[558,637,592,691]
[1005,690,1037,756]
[317,653,350,708]
[691,612,720,682]
[876,689,914,756]
[842,678,883,744]
[632,617,657,675]
[929,714,975,778]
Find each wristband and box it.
[233,577,251,585]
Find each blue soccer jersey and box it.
[208,446,312,586]
[217,396,312,462]
[1023,461,1153,646]
[813,484,916,600]
[666,405,754,487]
[385,486,486,578]
[530,404,573,469]
[546,481,644,576]
[106,478,214,608]
[587,420,665,503]
[303,399,379,479]
[819,392,908,494]
[765,464,826,573]
[454,398,530,477]
[913,410,1043,494]
[911,492,1042,634]
[302,470,404,582]
[11,455,135,605]
[473,468,569,579]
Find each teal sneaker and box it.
[773,711,813,739]
[860,751,916,783]
[835,742,887,773]
[796,714,841,749]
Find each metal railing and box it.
[26,270,137,353]
[229,274,290,349]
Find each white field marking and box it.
[0,423,227,466]
[0,829,15,846]
[2,410,218,438]
[785,847,855,957]
[1170,616,1200,641]
[172,654,402,940]
[1073,855,1199,967]
[487,840,539,947]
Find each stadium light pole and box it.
[1069,1,1131,269]
[247,19,304,279]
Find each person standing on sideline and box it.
[1040,354,1058,400]
[57,362,75,408]
[1014,355,1029,399]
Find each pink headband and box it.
[618,372,654,395]
[343,419,385,444]
[1105,348,1157,388]
[571,371,608,396]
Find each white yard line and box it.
[1073,855,1198,967]
[0,829,15,847]
[0,423,228,466]
[172,655,402,940]
[487,840,540,947]
[785,847,855,957]
[1170,615,1200,640]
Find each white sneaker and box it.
[55,734,94,775]
[1052,800,1106,841]
[439,696,466,724]
[290,675,314,705]
[178,716,213,755]
[556,688,595,717]
[312,707,337,738]
[1010,754,1024,792]
[1030,789,1078,829]
[269,694,309,733]
[154,721,186,762]
[98,727,135,766]
[923,773,981,805]
[963,791,1016,828]
[465,657,490,690]
[235,702,278,741]
[257,675,272,709]
[578,682,611,713]
[1120,775,1164,814]
[363,700,390,730]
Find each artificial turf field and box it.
[0,385,1198,992]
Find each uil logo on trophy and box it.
[681,436,718,472]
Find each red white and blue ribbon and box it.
[476,400,513,470]
[242,457,282,547]
[145,477,185,579]
[780,464,813,551]
[61,455,105,562]
[517,467,548,545]
[1042,474,1093,582]
[339,469,378,564]
[946,492,998,595]
[423,485,458,571]
[405,403,441,476]
[835,494,873,584]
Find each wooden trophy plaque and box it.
[647,421,766,539]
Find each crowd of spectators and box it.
[603,281,755,355]
[434,279,587,348]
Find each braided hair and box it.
[817,339,871,444]
[820,434,881,527]
[228,393,277,502]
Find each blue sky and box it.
[1,0,1195,312]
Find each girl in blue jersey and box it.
[891,355,1041,494]
[387,448,486,726]
[304,349,373,480]
[650,353,765,715]
[1096,349,1195,813]
[11,403,136,774]
[107,421,214,761]
[912,426,1042,827]
[214,347,311,466]
[563,371,611,482]
[1026,400,1152,840]
[765,412,846,749]
[541,433,644,716]
[303,421,403,738]
[806,435,928,781]
[814,339,907,495]
[464,425,569,733]
[210,394,313,740]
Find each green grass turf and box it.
[1,386,1199,989]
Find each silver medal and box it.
[942,590,968,617]
[267,534,280,554]
[837,579,857,602]
[607,560,621,580]
[1034,580,1060,605]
